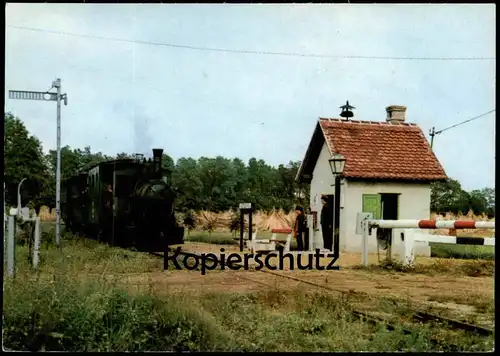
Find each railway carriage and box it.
[61,148,184,249]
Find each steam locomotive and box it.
[61,148,184,250]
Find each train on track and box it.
[61,148,184,250]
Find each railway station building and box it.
[295,105,448,254]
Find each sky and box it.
[4,3,496,191]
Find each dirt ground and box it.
[122,266,493,302]
[117,242,495,329]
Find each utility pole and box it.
[9,79,68,246]
[429,127,436,149]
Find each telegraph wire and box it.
[7,25,496,61]
[429,109,495,148]
[8,52,496,130]
[435,109,496,134]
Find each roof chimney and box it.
[386,105,406,124]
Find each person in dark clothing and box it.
[320,195,333,251]
[294,206,307,251]
[303,207,311,251]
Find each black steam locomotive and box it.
[61,148,184,250]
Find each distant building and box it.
[295,105,447,254]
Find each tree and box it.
[161,153,175,171]
[480,187,495,217]
[430,179,471,215]
[246,158,273,210]
[196,156,237,212]
[45,145,112,180]
[171,157,203,211]
[469,189,489,215]
[4,113,318,215]
[4,113,49,206]
[468,188,495,217]
[232,162,248,201]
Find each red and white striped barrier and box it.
[368,219,495,230]
[358,214,495,267]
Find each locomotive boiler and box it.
[61,148,184,250]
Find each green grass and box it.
[353,259,494,278]
[427,293,495,315]
[430,242,495,260]
[3,271,236,351]
[184,231,240,245]
[3,224,494,351]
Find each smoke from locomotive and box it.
[61,148,184,250]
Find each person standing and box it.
[293,206,306,251]
[320,195,333,251]
[303,207,311,251]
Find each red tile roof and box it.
[316,118,447,180]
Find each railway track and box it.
[150,248,494,338]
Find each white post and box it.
[54,78,63,247]
[7,216,15,277]
[362,220,369,266]
[402,229,415,267]
[33,217,41,269]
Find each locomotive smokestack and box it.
[152,148,163,175]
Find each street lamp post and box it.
[325,100,354,263]
[17,178,27,216]
[328,153,346,266]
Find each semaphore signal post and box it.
[8,79,68,247]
